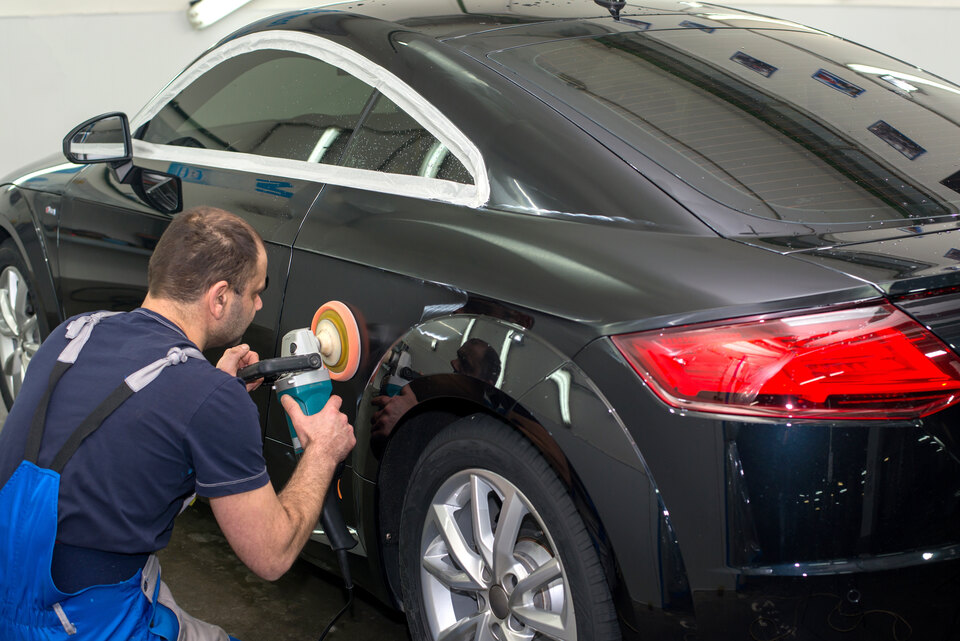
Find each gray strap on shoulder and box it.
[58,311,123,364]
[45,346,205,473]
[125,346,205,392]
[25,312,124,464]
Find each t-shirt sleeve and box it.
[186,376,270,498]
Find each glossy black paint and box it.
[788,229,960,296]
[3,3,960,639]
[898,287,960,350]
[0,155,79,333]
[296,184,878,339]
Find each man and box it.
[0,206,355,640]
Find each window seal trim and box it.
[131,140,483,207]
[130,30,489,208]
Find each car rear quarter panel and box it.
[359,311,678,620]
[286,173,883,617]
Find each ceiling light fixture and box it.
[187,0,255,29]
[848,63,960,96]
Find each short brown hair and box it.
[147,206,263,303]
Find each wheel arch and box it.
[357,312,688,628]
[0,186,63,335]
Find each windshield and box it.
[491,28,960,225]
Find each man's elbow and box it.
[248,554,295,582]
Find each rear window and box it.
[491,30,960,224]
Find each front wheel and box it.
[399,415,620,641]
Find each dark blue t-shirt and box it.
[0,308,269,554]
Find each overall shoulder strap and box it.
[46,346,205,474]
[22,309,204,471]
[23,312,122,464]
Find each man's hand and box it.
[211,394,355,582]
[217,344,263,392]
[280,394,355,463]
[371,385,418,438]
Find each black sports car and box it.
[3,2,960,639]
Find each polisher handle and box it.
[237,353,323,383]
[321,479,358,553]
[321,464,358,593]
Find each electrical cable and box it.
[317,549,353,641]
[316,589,352,641]
[826,601,913,640]
[747,591,913,641]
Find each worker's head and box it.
[148,206,267,346]
[451,338,501,385]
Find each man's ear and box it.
[206,280,231,320]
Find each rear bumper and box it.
[617,412,960,640]
[698,413,960,640]
[690,557,960,640]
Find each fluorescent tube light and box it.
[187,0,255,29]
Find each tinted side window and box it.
[340,93,473,184]
[140,50,374,163]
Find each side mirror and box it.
[132,169,183,215]
[63,113,132,164]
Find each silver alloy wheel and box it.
[420,468,576,641]
[0,265,40,402]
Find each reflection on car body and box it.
[3,1,960,639]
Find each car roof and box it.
[399,1,819,45]
[244,1,813,43]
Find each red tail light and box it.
[611,303,960,419]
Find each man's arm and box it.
[209,395,355,581]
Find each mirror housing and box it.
[132,168,183,215]
[63,112,132,164]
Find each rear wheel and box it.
[399,415,620,641]
[0,240,42,410]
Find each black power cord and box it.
[317,550,353,641]
[316,480,358,641]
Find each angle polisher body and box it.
[237,300,362,600]
[238,300,361,451]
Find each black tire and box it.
[399,414,620,641]
[0,239,43,411]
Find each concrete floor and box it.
[158,500,411,641]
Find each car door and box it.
[56,39,382,427]
[266,80,489,543]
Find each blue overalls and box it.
[0,313,230,640]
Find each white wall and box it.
[1,1,958,180]
[0,4,302,180]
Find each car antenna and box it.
[595,0,626,20]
